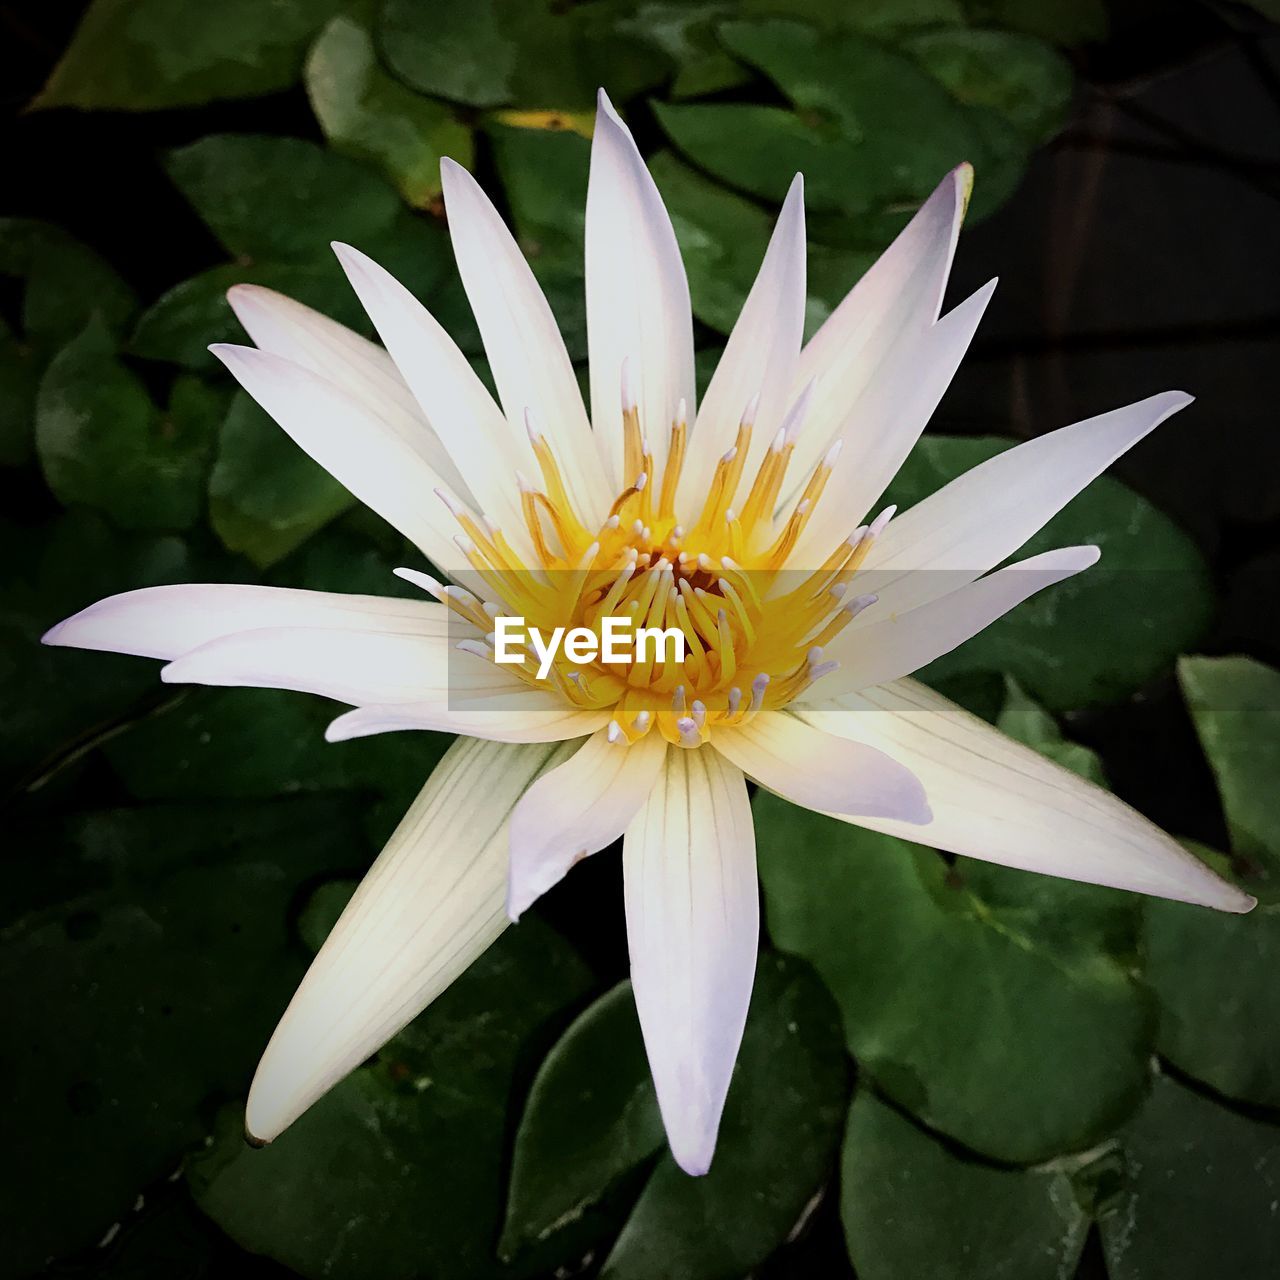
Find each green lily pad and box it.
[132,260,372,372]
[36,322,222,532]
[656,20,979,237]
[599,954,849,1280]
[903,28,1072,143]
[1178,655,1280,883]
[208,391,356,568]
[886,435,1214,711]
[188,916,594,1280]
[378,0,670,111]
[306,16,474,209]
[756,794,1153,1162]
[841,1091,1089,1280]
[0,217,138,345]
[0,794,370,1274]
[965,0,1107,46]
[1,511,191,792]
[1098,1074,1280,1279]
[500,981,664,1260]
[31,0,350,111]
[166,134,406,264]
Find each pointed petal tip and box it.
[668,1134,715,1177]
[244,1127,270,1149]
[40,619,67,646]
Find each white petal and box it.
[330,242,531,549]
[508,727,667,920]
[325,699,610,744]
[210,344,463,572]
[247,736,575,1142]
[785,164,971,495]
[797,678,1254,912]
[226,283,472,499]
[624,747,758,1175]
[158,625,506,706]
[681,175,805,507]
[713,711,930,822]
[42,583,445,661]
[790,278,996,562]
[439,158,609,523]
[586,89,695,487]
[810,546,1100,700]
[848,391,1193,620]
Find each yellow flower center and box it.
[434,394,883,747]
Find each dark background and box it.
[2,0,1278,1276]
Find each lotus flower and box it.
[44,91,1252,1176]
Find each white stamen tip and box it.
[672,685,687,714]
[634,710,652,731]
[770,427,787,453]
[742,391,762,426]
[434,487,466,518]
[676,396,687,425]
[524,408,542,443]
[691,700,706,729]
[676,716,700,745]
[454,533,477,555]
[482,600,502,618]
[632,519,645,535]
[515,469,536,493]
[795,498,811,515]
[846,592,878,617]
[868,505,896,538]
[607,719,623,743]
[823,439,844,468]
[807,647,824,665]
[809,660,839,682]
[721,446,738,465]
[456,639,490,660]
[672,526,685,539]
[697,553,713,570]
[605,514,621,530]
[393,567,444,597]
[634,471,648,492]
[727,687,742,714]
[829,582,847,600]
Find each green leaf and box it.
[964,0,1107,47]
[903,29,1072,144]
[1098,1074,1280,1280]
[379,0,670,111]
[0,510,191,790]
[1178,655,1280,881]
[0,794,371,1273]
[599,954,849,1280]
[649,151,872,339]
[165,134,412,264]
[657,20,979,236]
[1143,660,1280,1107]
[132,260,371,372]
[756,794,1152,1162]
[0,217,138,345]
[306,16,474,208]
[885,435,1214,711]
[0,316,41,467]
[487,124,592,359]
[841,1091,1089,1280]
[36,321,219,531]
[32,0,351,111]
[208,391,355,568]
[501,981,664,1259]
[103,682,451,848]
[1145,886,1280,1111]
[188,917,594,1280]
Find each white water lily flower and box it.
[45,90,1252,1177]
